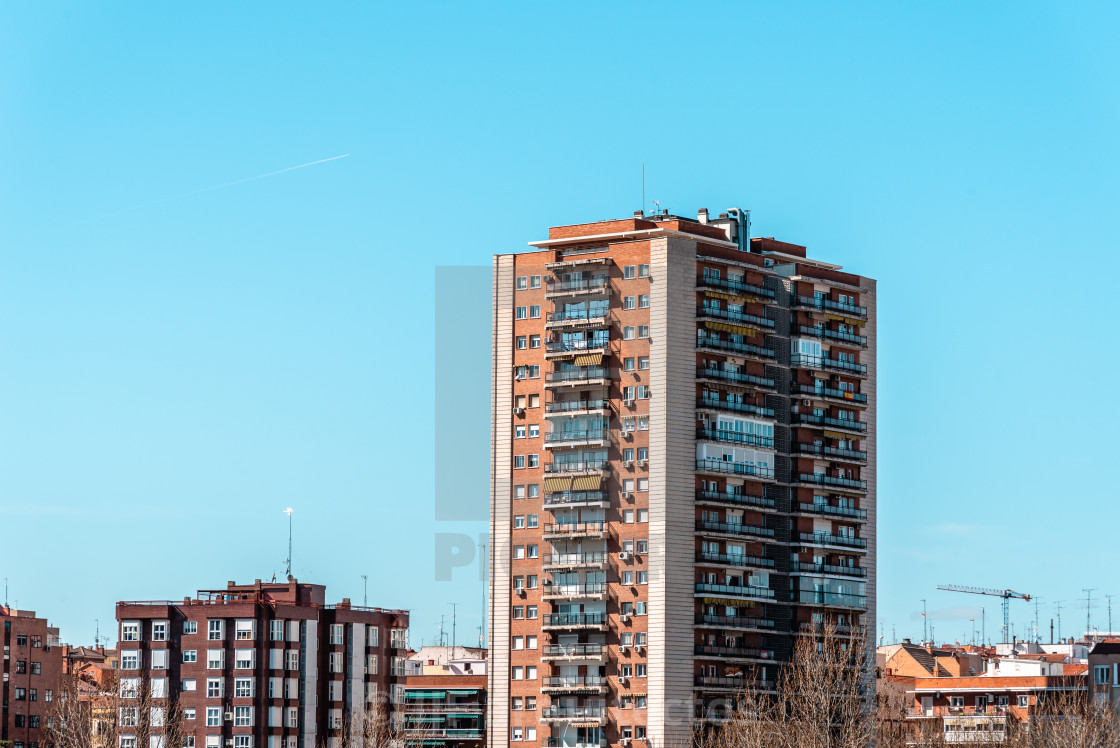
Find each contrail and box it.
[108,153,350,215]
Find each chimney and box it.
[633,210,643,219]
[902,638,912,645]
[697,208,709,224]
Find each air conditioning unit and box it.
[621,491,631,499]
[803,399,812,406]
[620,739,632,746]
[621,430,632,439]
[513,407,525,415]
[225,741,233,747]
[637,646,646,655]
[224,712,233,721]
[622,460,634,467]
[619,614,631,623]
[618,551,632,561]
[619,676,629,686]
[618,645,629,654]
[517,588,526,598]
[637,459,648,468]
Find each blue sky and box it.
[1,1,1118,649]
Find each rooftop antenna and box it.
[3,577,6,609]
[362,575,368,607]
[95,619,100,649]
[283,508,294,580]
[970,618,976,646]
[879,622,884,646]
[1055,600,1064,641]
[642,161,645,217]
[1085,588,1098,638]
[921,599,928,645]
[1107,595,1114,635]
[1033,597,1042,643]
[891,624,896,644]
[451,602,458,651]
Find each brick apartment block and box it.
[1,605,64,748]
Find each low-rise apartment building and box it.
[1,605,63,748]
[1088,640,1120,707]
[400,646,487,748]
[116,578,409,748]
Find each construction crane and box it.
[937,584,1031,644]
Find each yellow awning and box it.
[701,289,769,304]
[571,475,602,491]
[543,477,572,492]
[824,430,854,439]
[703,597,759,608]
[573,352,604,367]
[825,313,864,326]
[702,321,757,337]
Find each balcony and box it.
[546,399,610,415]
[542,582,608,601]
[541,644,607,662]
[543,491,608,509]
[545,740,606,748]
[695,613,776,631]
[695,491,776,512]
[541,675,609,694]
[542,521,607,539]
[798,531,867,550]
[546,339,610,358]
[795,473,867,492]
[400,728,485,739]
[795,443,867,463]
[697,275,775,299]
[694,675,775,691]
[696,335,776,360]
[545,309,610,329]
[695,458,775,480]
[697,306,775,329]
[789,353,869,378]
[797,501,867,520]
[695,583,775,600]
[797,621,857,635]
[544,429,610,448]
[793,295,867,317]
[544,460,608,476]
[695,645,775,661]
[545,276,610,298]
[790,561,866,578]
[696,551,775,570]
[540,706,607,725]
[543,552,609,570]
[697,396,775,419]
[542,612,608,630]
[792,412,866,433]
[697,367,775,390]
[796,589,868,609]
[795,384,867,405]
[545,368,610,388]
[695,519,776,540]
[796,325,868,348]
[697,428,774,450]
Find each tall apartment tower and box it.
[489,209,876,748]
[1,606,63,748]
[116,579,409,748]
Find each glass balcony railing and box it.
[542,675,608,689]
[798,531,867,549]
[543,491,607,507]
[546,309,609,324]
[544,429,610,444]
[697,367,775,389]
[695,583,775,599]
[793,295,866,316]
[543,582,608,597]
[546,277,609,294]
[544,460,609,474]
[545,368,610,385]
[791,561,867,577]
[546,399,610,414]
[796,473,867,491]
[543,612,607,628]
[544,552,609,567]
[796,325,868,347]
[796,443,867,461]
[697,275,775,299]
[541,706,607,721]
[697,306,776,329]
[695,520,776,539]
[542,521,607,535]
[789,353,868,375]
[792,413,866,433]
[696,551,775,569]
[695,613,776,630]
[695,645,775,660]
[695,491,776,511]
[697,396,775,419]
[541,644,606,659]
[696,458,775,479]
[797,502,867,520]
[797,589,868,608]
[795,384,867,404]
[546,339,610,354]
[696,336,776,359]
[697,428,774,449]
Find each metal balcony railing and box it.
[798,531,867,549]
[543,491,607,507]
[793,295,867,316]
[541,706,606,720]
[695,645,775,660]
[543,612,607,627]
[796,443,867,461]
[798,501,867,519]
[792,413,866,432]
[697,367,775,389]
[697,306,776,329]
[542,675,608,688]
[694,675,775,690]
[544,552,609,567]
[546,309,609,324]
[546,339,610,354]
[796,325,868,347]
[541,645,606,659]
[697,396,775,419]
[696,491,775,510]
[696,520,776,539]
[795,384,867,404]
[545,428,610,444]
[789,353,868,375]
[695,613,775,629]
[544,460,609,474]
[791,561,867,577]
[542,521,607,535]
[545,367,610,384]
[796,473,867,491]
[546,277,609,294]
[696,551,775,569]
[697,275,775,299]
[697,428,774,449]
[543,583,607,597]
[696,336,776,359]
[696,458,775,479]
[695,583,775,599]
[546,399,610,414]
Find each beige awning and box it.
[571,475,602,491]
[824,430,854,439]
[702,321,757,337]
[573,352,605,367]
[703,597,760,608]
[543,477,573,492]
[825,313,864,326]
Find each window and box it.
[526,696,537,710]
[512,666,523,680]
[624,296,636,310]
[152,621,169,641]
[638,447,648,460]
[207,649,224,669]
[206,707,221,727]
[529,305,541,318]
[528,544,539,558]
[121,622,140,642]
[514,515,526,529]
[624,265,636,279]
[526,605,538,619]
[207,678,223,698]
[526,665,537,679]
[622,572,634,585]
[512,728,523,742]
[638,264,650,278]
[183,621,197,635]
[527,727,537,740]
[1018,695,1029,708]
[638,356,649,370]
[623,509,635,523]
[184,707,196,720]
[620,664,633,677]
[330,624,344,645]
[637,540,648,553]
[235,649,255,669]
[528,483,539,498]
[151,649,168,670]
[637,571,648,585]
[623,326,635,339]
[329,652,344,672]
[182,679,197,692]
[208,620,224,641]
[528,575,538,588]
[527,635,537,649]
[624,478,635,492]
[636,632,647,645]
[234,706,253,727]
[122,651,139,669]
[636,601,647,615]
[367,626,379,647]
[516,336,527,349]
[512,696,523,710]
[638,325,649,338]
[515,306,527,319]
[636,664,647,677]
[528,453,539,467]
[513,545,526,559]
[1097,666,1111,685]
[516,276,528,290]
[512,606,524,619]
[638,294,650,308]
[530,335,541,349]
[514,485,526,499]
[514,455,525,469]
[624,357,635,371]
[528,424,539,438]
[530,275,541,289]
[527,514,539,528]
[14,687,26,701]
[512,636,524,650]
[638,509,649,522]
[270,620,284,641]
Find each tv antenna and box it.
[362,575,368,607]
[1085,588,1098,638]
[921,599,927,644]
[283,508,294,580]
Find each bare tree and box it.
[319,689,400,748]
[48,668,119,748]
